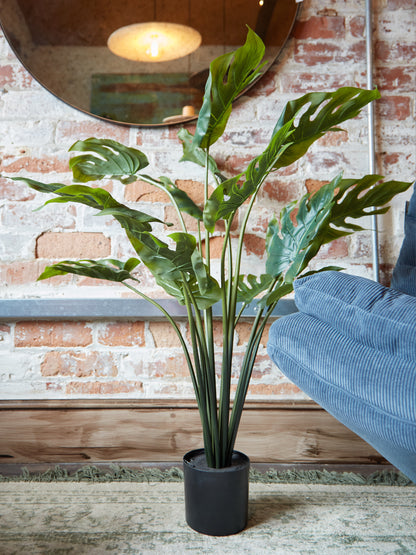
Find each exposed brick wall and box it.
[0,0,414,400]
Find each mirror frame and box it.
[0,0,301,127]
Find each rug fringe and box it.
[0,465,413,485]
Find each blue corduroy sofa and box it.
[267,185,416,482]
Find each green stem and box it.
[227,302,276,459]
[182,284,215,467]
[218,219,234,466]
[182,278,220,467]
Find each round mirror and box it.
[0,0,300,127]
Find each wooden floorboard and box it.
[0,399,387,466]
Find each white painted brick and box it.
[0,233,35,261]
[1,202,76,232]
[0,352,42,384]
[1,90,73,120]
[0,120,55,146]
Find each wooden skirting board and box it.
[0,399,388,467]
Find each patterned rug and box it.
[1,479,415,554]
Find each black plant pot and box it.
[183,448,250,536]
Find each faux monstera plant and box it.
[8,29,412,468]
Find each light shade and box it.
[107,22,202,62]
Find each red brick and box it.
[317,237,349,259]
[56,121,130,144]
[35,232,111,259]
[376,67,414,92]
[295,42,338,65]
[305,179,327,194]
[98,321,145,346]
[145,353,190,378]
[293,16,345,40]
[349,16,365,38]
[0,177,36,201]
[201,236,225,259]
[385,0,415,6]
[15,322,92,347]
[377,96,412,121]
[149,322,182,348]
[125,179,206,206]
[236,322,270,347]
[0,324,10,336]
[295,41,365,65]
[185,321,223,349]
[379,151,413,174]
[261,179,301,203]
[0,64,34,88]
[218,154,253,175]
[243,234,266,257]
[0,155,69,174]
[375,41,416,64]
[279,72,349,93]
[41,351,118,377]
[316,130,349,147]
[125,180,168,203]
[0,260,72,286]
[65,381,143,395]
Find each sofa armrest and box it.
[294,270,416,360]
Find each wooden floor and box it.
[0,399,391,474]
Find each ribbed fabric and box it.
[267,313,416,482]
[294,271,416,361]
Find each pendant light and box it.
[107,22,202,63]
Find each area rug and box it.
[1,469,415,554]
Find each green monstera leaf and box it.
[266,177,338,283]
[202,120,294,231]
[69,138,149,183]
[235,274,274,304]
[38,258,141,282]
[192,27,266,150]
[266,174,414,284]
[178,128,225,183]
[272,87,381,169]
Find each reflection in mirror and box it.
[0,0,300,126]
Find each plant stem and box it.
[227,301,276,459]
[182,284,215,467]
[182,278,220,466]
[218,219,234,466]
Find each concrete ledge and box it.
[0,298,297,320]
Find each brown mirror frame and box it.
[0,0,301,127]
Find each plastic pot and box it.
[183,448,250,536]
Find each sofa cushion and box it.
[267,312,416,481]
[294,270,416,361]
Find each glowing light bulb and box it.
[148,35,160,58]
[259,0,264,5]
